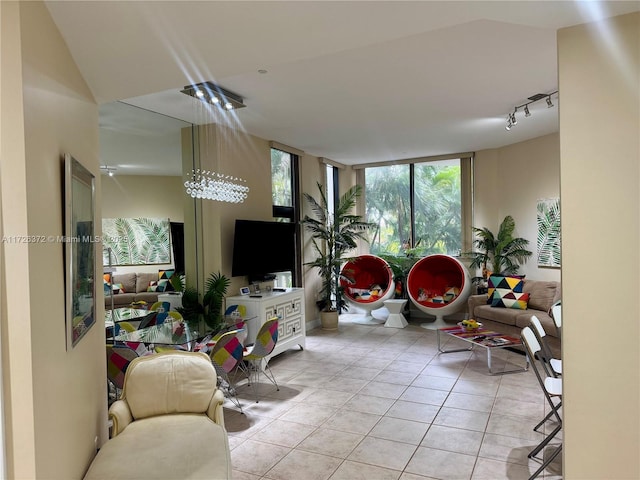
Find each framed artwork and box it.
[64,154,96,349]
[102,217,171,266]
[536,198,561,268]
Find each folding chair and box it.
[551,301,562,338]
[530,315,562,377]
[521,326,563,480]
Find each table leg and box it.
[437,330,474,354]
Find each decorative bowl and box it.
[457,321,483,332]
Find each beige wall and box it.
[474,134,561,282]
[559,12,639,479]
[1,2,106,479]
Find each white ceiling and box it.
[46,1,640,174]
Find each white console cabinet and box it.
[225,288,305,361]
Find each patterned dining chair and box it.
[241,317,279,403]
[208,329,246,413]
[106,344,139,404]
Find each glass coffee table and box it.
[437,325,529,375]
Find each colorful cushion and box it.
[159,269,175,280]
[111,283,125,294]
[156,279,171,292]
[491,289,530,309]
[147,281,159,292]
[158,270,175,291]
[487,275,524,303]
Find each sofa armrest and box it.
[207,389,226,427]
[468,294,488,316]
[109,400,133,437]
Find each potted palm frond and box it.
[302,182,374,329]
[468,215,533,277]
[176,271,230,335]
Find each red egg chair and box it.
[407,254,471,329]
[340,254,395,324]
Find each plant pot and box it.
[320,310,339,330]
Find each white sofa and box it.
[84,351,231,480]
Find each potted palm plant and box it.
[468,215,533,277]
[302,182,374,329]
[176,271,231,334]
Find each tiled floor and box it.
[225,314,562,480]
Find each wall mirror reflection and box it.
[99,102,198,313]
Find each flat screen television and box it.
[231,219,296,282]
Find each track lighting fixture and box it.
[504,90,558,131]
[100,165,116,176]
[180,81,245,111]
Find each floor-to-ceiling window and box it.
[270,147,301,287]
[363,155,471,257]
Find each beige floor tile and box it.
[343,393,396,415]
[329,460,401,480]
[420,424,484,456]
[368,416,430,445]
[374,370,418,385]
[297,427,364,458]
[323,376,369,393]
[443,391,495,413]
[265,450,342,480]
[249,419,316,448]
[384,359,427,374]
[410,374,457,391]
[398,473,439,480]
[492,396,544,420]
[400,352,435,365]
[497,383,544,404]
[386,400,440,423]
[433,406,490,432]
[231,470,261,480]
[405,446,476,479]
[420,364,464,379]
[358,381,408,399]
[348,436,417,471]
[324,409,382,435]
[304,389,354,408]
[225,410,274,438]
[471,457,533,479]
[278,402,337,426]
[485,413,546,442]
[451,378,499,396]
[479,432,539,466]
[230,439,290,476]
[242,397,295,419]
[399,386,449,406]
[337,366,381,381]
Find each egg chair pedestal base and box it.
[420,312,466,330]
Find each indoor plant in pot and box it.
[468,215,533,278]
[302,182,374,329]
[176,271,231,335]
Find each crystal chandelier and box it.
[184,169,249,203]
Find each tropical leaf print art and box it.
[102,218,171,265]
[536,199,561,268]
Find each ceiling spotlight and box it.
[505,117,512,131]
[100,165,117,176]
[524,105,531,117]
[510,112,517,125]
[180,81,245,111]
[503,90,557,131]
[546,96,554,108]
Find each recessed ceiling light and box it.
[258,69,268,74]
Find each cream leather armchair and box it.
[84,351,231,480]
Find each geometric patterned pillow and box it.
[158,270,175,291]
[487,275,524,304]
[491,289,530,309]
[147,281,159,292]
[156,279,171,292]
[111,283,125,295]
